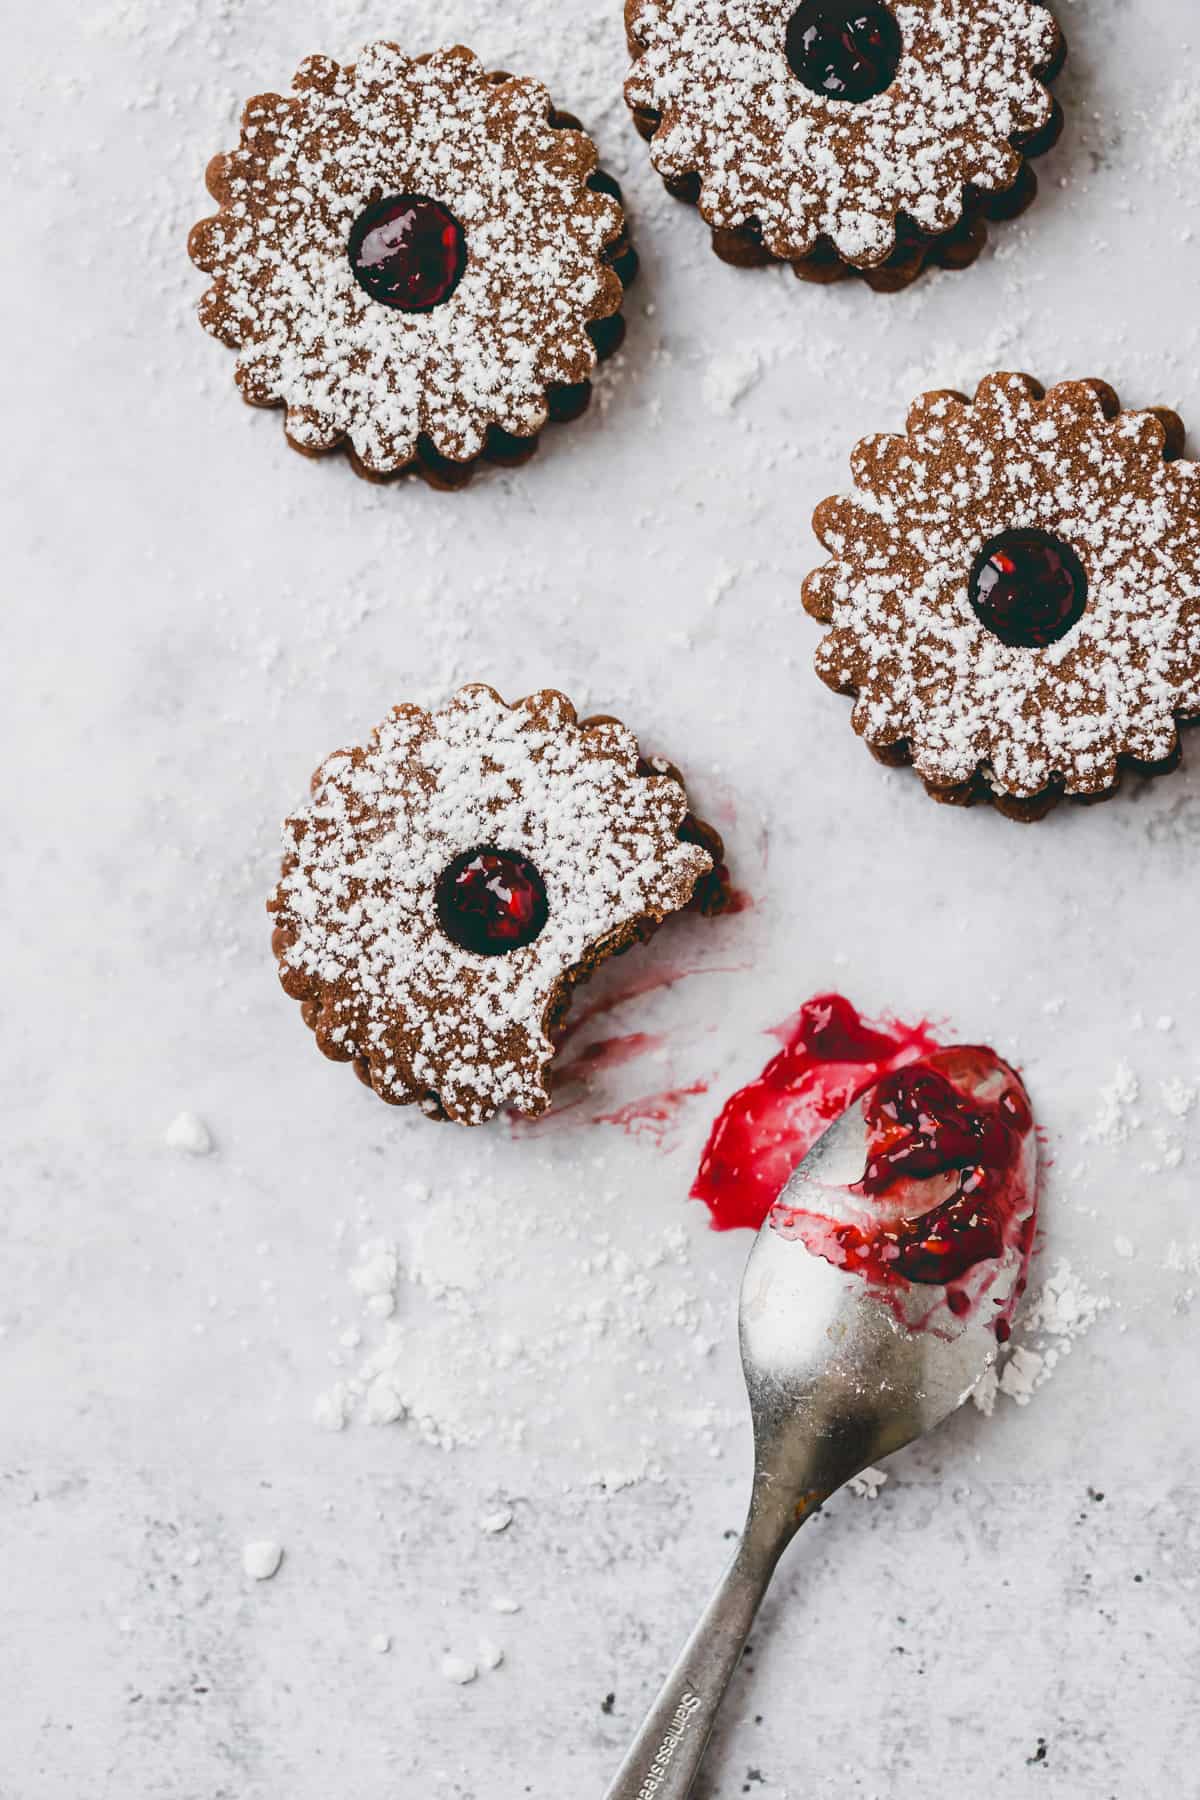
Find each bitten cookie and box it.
[625,1,1066,291]
[188,45,636,487]
[268,686,728,1124]
[803,374,1200,819]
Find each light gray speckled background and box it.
[3,1,1199,1796]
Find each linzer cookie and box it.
[188,45,636,487]
[268,686,727,1124]
[803,374,1200,819]
[625,1,1066,291]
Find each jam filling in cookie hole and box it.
[968,528,1089,649]
[435,847,549,955]
[348,193,467,311]
[784,1,903,103]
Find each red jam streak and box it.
[554,1032,666,1087]
[435,848,548,956]
[594,1080,709,1145]
[834,1054,1034,1287]
[691,994,939,1233]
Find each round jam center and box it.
[784,1,903,102]
[968,529,1088,649]
[347,194,466,311]
[435,848,549,957]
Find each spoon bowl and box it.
[740,1091,1032,1504]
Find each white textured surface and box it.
[3,2,1199,1797]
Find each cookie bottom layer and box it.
[859,724,1195,823]
[630,86,1063,293]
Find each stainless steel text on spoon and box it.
[602,1080,1035,1800]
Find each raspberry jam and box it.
[837,1056,1034,1286]
[435,848,548,956]
[785,2,903,103]
[692,997,1037,1333]
[348,195,467,311]
[692,994,938,1233]
[968,529,1088,648]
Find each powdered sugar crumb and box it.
[1084,1062,1141,1148]
[242,1539,284,1580]
[973,1259,1111,1415]
[702,346,761,416]
[164,1111,214,1155]
[847,1466,889,1500]
[440,1654,478,1686]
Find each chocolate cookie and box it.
[189,45,636,487]
[269,686,728,1124]
[625,1,1066,291]
[803,375,1200,818]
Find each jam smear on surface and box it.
[348,194,467,311]
[594,1080,709,1144]
[691,993,938,1232]
[785,2,904,103]
[968,528,1088,649]
[435,848,548,956]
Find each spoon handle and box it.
[601,1504,796,1800]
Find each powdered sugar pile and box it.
[164,1110,214,1155]
[626,0,1057,264]
[312,1169,744,1477]
[972,1258,1111,1415]
[1084,1049,1196,1173]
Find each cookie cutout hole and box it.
[348,194,466,311]
[968,529,1088,649]
[435,848,549,956]
[784,1,902,102]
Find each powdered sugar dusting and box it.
[312,1187,737,1466]
[626,0,1058,264]
[270,686,711,1125]
[807,374,1200,802]
[189,44,624,469]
